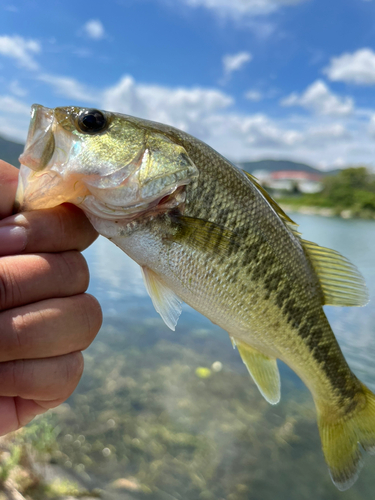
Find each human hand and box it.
[0,160,102,435]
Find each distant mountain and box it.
[237,159,338,176]
[0,135,24,168]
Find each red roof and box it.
[270,170,322,181]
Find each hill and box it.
[0,135,24,167]
[237,159,338,176]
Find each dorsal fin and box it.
[301,240,369,307]
[141,266,183,330]
[242,170,300,232]
[235,339,281,405]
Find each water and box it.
[53,214,375,499]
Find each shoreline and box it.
[279,203,375,220]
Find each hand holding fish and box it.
[0,160,102,435]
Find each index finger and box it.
[0,203,98,255]
[0,161,19,219]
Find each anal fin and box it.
[141,266,183,331]
[236,339,281,405]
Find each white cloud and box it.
[0,35,40,70]
[82,19,105,40]
[9,80,27,97]
[102,75,233,136]
[179,0,305,17]
[325,48,375,85]
[281,80,354,116]
[0,95,30,115]
[222,51,252,80]
[0,95,30,141]
[368,114,375,136]
[245,90,263,101]
[302,123,350,145]
[37,74,99,102]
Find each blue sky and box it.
[1,0,375,168]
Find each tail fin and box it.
[317,384,375,491]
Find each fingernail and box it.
[0,226,27,256]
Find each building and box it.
[251,169,323,194]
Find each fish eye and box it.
[77,109,107,134]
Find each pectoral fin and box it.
[141,266,183,331]
[236,339,281,405]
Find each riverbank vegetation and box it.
[276,167,375,219]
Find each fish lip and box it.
[19,104,55,171]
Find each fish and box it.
[15,104,375,490]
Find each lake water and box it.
[53,214,375,499]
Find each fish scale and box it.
[16,104,375,490]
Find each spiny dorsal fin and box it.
[242,170,300,232]
[141,266,183,330]
[301,239,369,307]
[235,339,280,405]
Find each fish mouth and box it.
[19,104,56,171]
[15,104,88,213]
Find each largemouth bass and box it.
[15,104,375,490]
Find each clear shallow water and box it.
[54,214,375,499]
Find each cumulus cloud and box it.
[0,35,40,70]
[325,48,375,85]
[245,90,263,101]
[37,74,99,102]
[82,19,105,40]
[179,0,305,17]
[102,75,233,136]
[281,80,354,116]
[302,123,350,146]
[204,113,351,153]
[222,52,252,82]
